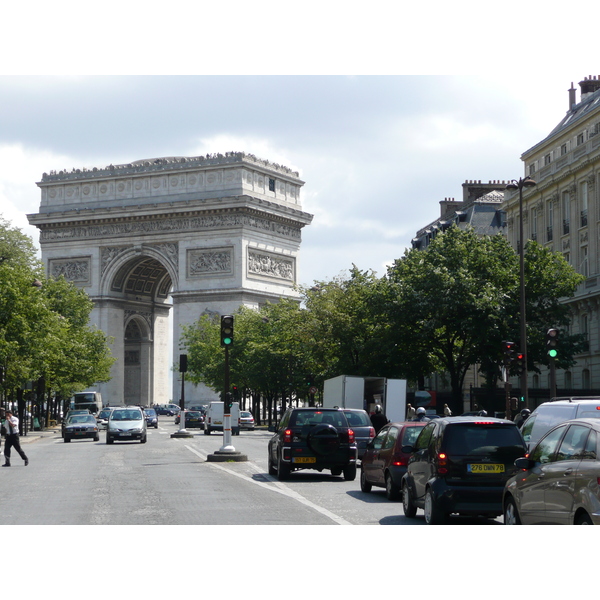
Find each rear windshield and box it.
[444,424,524,456]
[343,411,371,427]
[402,425,425,446]
[290,410,348,428]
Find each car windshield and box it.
[144,410,156,416]
[98,410,111,418]
[291,410,347,428]
[344,411,371,427]
[111,410,142,421]
[444,424,524,457]
[68,415,96,424]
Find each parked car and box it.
[360,421,427,500]
[401,416,527,524]
[106,406,147,444]
[96,408,113,430]
[503,418,600,525]
[156,404,180,416]
[240,411,255,430]
[63,414,99,443]
[342,409,375,459]
[268,407,358,481]
[521,397,600,450]
[143,408,159,429]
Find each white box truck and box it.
[204,401,240,435]
[323,375,407,423]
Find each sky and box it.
[3,0,598,577]
[0,73,591,286]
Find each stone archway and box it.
[27,153,312,406]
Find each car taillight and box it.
[437,452,448,474]
[283,429,293,443]
[392,456,407,467]
[369,427,375,439]
[348,428,355,443]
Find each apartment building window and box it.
[529,163,536,176]
[580,181,588,227]
[269,178,276,192]
[581,314,589,352]
[583,369,591,389]
[547,200,554,242]
[561,143,568,155]
[531,207,537,241]
[544,153,552,165]
[580,246,589,277]
[564,251,570,265]
[577,132,585,146]
[562,191,570,235]
[565,371,572,389]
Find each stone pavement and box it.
[17,426,61,444]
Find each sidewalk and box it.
[18,426,62,444]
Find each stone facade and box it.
[27,153,313,406]
[505,76,600,395]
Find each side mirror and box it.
[514,457,535,470]
[401,445,414,454]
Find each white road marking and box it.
[183,445,352,525]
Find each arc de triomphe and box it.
[27,153,313,406]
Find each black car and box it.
[63,414,100,443]
[143,408,159,428]
[184,411,204,429]
[401,416,526,524]
[268,407,358,481]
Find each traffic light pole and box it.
[219,343,235,453]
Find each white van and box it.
[204,401,240,435]
[521,397,600,449]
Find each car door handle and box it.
[562,468,574,476]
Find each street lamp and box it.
[506,176,536,408]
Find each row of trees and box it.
[0,217,114,428]
[181,226,586,420]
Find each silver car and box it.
[96,408,113,430]
[106,406,147,444]
[503,418,600,524]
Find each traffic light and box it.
[515,352,525,375]
[225,392,233,411]
[179,354,188,373]
[547,328,559,359]
[502,340,515,366]
[220,315,234,347]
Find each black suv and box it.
[268,407,358,481]
[401,416,526,524]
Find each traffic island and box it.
[170,430,195,439]
[206,450,248,462]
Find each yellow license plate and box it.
[293,457,316,464]
[468,463,505,473]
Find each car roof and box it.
[434,416,516,425]
[543,397,600,405]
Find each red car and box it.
[360,421,427,500]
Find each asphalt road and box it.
[0,417,501,526]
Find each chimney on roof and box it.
[579,76,600,101]
[569,82,577,110]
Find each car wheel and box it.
[402,481,417,518]
[331,467,343,476]
[204,428,210,435]
[575,512,593,525]
[64,436,70,443]
[385,472,401,501]
[360,468,372,492]
[94,435,99,442]
[503,496,521,525]
[106,436,113,445]
[343,464,357,481]
[277,452,290,481]
[141,435,147,444]
[424,488,446,525]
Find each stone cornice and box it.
[39,152,302,183]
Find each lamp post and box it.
[506,176,536,409]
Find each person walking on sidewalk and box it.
[2,410,28,467]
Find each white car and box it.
[240,411,255,430]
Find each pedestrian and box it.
[2,410,29,467]
[370,405,389,433]
[514,408,531,428]
[443,403,452,417]
[406,403,416,420]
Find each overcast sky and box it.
[0,73,590,286]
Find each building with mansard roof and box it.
[505,75,600,397]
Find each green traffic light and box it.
[548,349,558,358]
[223,337,232,345]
